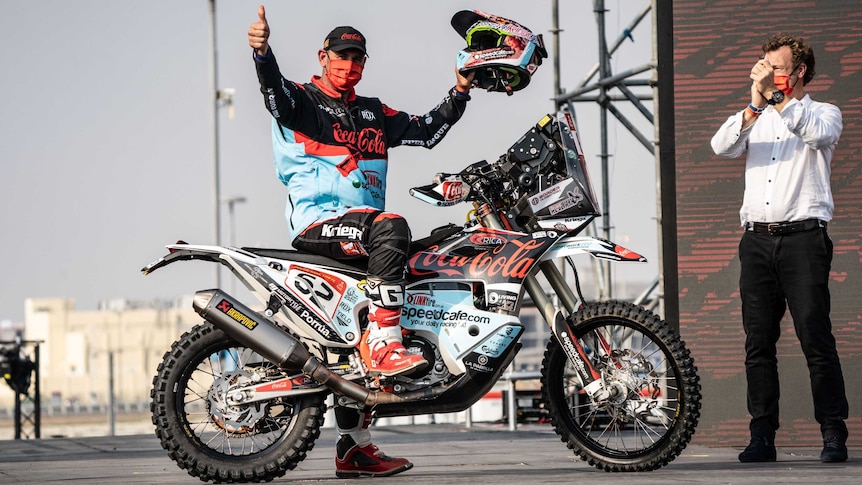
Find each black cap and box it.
[324,26,367,55]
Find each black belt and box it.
[745,219,826,236]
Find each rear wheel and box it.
[151,323,327,483]
[541,300,701,471]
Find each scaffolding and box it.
[550,0,677,322]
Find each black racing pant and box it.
[739,226,848,439]
[294,209,411,432]
[293,208,411,285]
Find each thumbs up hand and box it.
[248,5,270,56]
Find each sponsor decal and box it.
[402,307,490,324]
[289,265,347,294]
[529,182,564,209]
[465,357,494,373]
[409,238,546,280]
[564,111,577,131]
[425,123,450,147]
[360,109,375,121]
[531,230,557,239]
[322,224,364,240]
[471,19,535,40]
[471,48,516,61]
[342,287,360,304]
[614,245,644,260]
[559,330,592,381]
[549,194,579,215]
[362,170,384,191]
[254,379,292,393]
[441,181,464,201]
[406,292,436,307]
[399,139,425,146]
[487,291,518,312]
[469,233,507,248]
[340,241,367,257]
[332,124,386,156]
[216,299,258,331]
[334,314,351,328]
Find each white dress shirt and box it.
[711,94,842,225]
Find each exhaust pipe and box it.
[192,289,415,406]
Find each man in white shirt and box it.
[711,33,848,464]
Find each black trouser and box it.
[739,226,848,439]
[293,208,411,284]
[294,209,411,433]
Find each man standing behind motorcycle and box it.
[248,5,474,479]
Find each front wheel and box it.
[541,300,701,471]
[151,323,328,483]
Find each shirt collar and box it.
[310,76,356,102]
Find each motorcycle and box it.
[143,111,701,482]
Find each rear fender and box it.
[141,243,266,275]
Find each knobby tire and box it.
[151,323,327,483]
[541,300,701,471]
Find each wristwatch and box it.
[767,90,785,105]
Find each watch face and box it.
[770,90,785,105]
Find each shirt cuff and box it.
[253,48,271,63]
[452,86,471,101]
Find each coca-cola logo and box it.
[341,33,363,42]
[332,123,386,156]
[254,379,292,393]
[441,181,463,201]
[409,238,546,280]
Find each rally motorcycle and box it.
[143,111,701,483]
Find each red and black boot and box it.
[335,435,413,478]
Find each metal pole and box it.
[595,0,612,299]
[653,0,679,325]
[210,0,222,288]
[552,0,562,105]
[108,351,115,437]
[223,196,246,294]
[34,343,41,439]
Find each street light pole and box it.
[222,196,247,248]
[222,196,247,294]
[210,0,222,288]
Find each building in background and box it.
[0,297,198,411]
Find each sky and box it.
[0,0,657,324]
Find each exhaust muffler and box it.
[192,289,410,406]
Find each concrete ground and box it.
[1,423,860,484]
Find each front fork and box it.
[524,265,605,396]
[476,204,610,401]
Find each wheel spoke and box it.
[541,301,700,471]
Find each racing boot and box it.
[335,435,413,478]
[362,311,427,377]
[334,408,413,478]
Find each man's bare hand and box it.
[750,58,775,104]
[248,5,270,57]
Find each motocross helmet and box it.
[452,10,548,94]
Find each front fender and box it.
[540,236,647,263]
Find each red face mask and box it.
[774,65,801,96]
[326,56,363,91]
